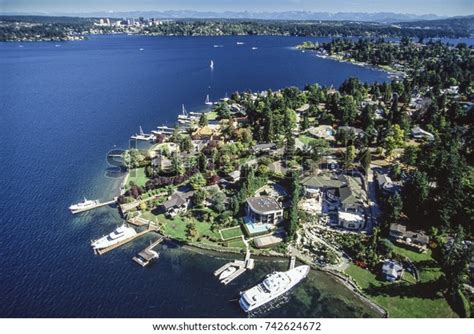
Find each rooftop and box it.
[247,196,282,213]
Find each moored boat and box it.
[219,266,237,280]
[69,198,99,213]
[239,265,310,312]
[91,224,137,250]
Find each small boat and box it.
[213,45,223,48]
[139,48,144,51]
[69,198,99,213]
[219,266,237,280]
[205,94,213,105]
[236,42,245,45]
[251,47,258,50]
[210,60,214,70]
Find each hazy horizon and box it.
[1,0,473,17]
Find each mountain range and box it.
[0,10,451,23]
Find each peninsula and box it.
[101,37,473,318]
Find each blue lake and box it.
[0,34,396,317]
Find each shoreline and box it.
[180,239,388,318]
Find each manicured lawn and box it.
[220,226,244,240]
[345,246,458,318]
[127,167,149,188]
[195,220,220,240]
[226,238,246,249]
[160,215,188,241]
[157,214,220,242]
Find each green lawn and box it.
[298,135,316,145]
[127,167,149,188]
[345,246,458,318]
[226,238,246,249]
[157,214,220,242]
[220,226,244,240]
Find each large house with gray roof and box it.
[301,173,368,230]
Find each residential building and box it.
[245,196,283,225]
[161,191,194,218]
[381,260,403,282]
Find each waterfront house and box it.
[381,260,403,282]
[244,196,283,237]
[301,174,345,198]
[161,191,194,218]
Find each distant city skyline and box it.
[1,0,473,17]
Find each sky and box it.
[1,0,473,16]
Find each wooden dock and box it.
[96,225,159,256]
[70,198,116,214]
[132,236,164,267]
[289,256,296,269]
[214,236,254,285]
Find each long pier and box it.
[70,198,116,215]
[96,225,159,256]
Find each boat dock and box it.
[132,236,164,267]
[289,255,296,269]
[96,225,159,256]
[214,237,254,285]
[70,198,116,214]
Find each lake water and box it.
[0,34,396,318]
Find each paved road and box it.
[366,164,381,232]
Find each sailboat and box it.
[210,60,214,70]
[131,125,154,141]
[205,94,213,105]
[178,104,192,124]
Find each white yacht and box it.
[210,60,214,69]
[91,224,137,250]
[69,198,98,213]
[239,265,310,312]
